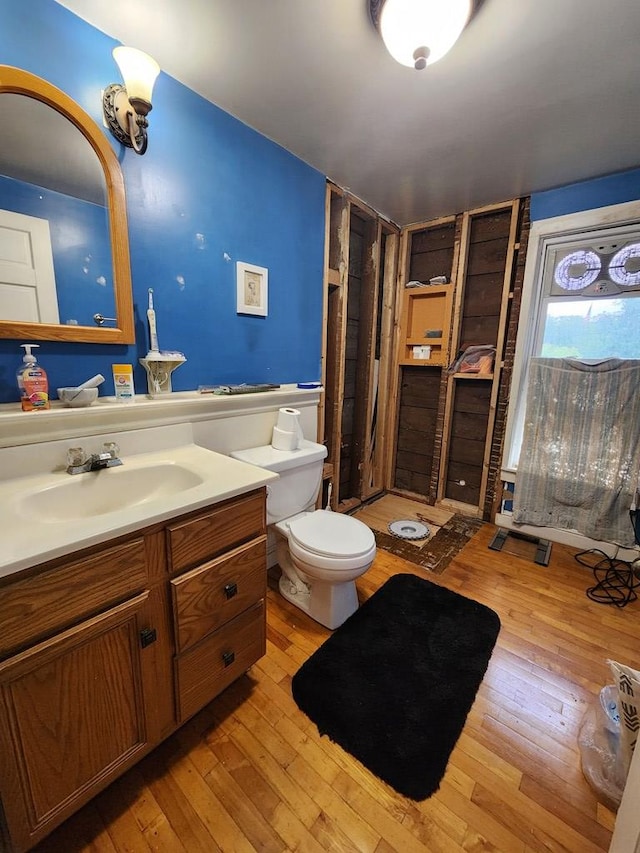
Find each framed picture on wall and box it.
[236,261,268,317]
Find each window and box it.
[537,228,640,360]
[502,200,640,472]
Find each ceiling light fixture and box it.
[370,0,474,70]
[103,46,160,155]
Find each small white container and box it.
[412,345,431,359]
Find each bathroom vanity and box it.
[0,488,268,852]
[0,388,320,852]
[0,414,290,852]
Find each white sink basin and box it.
[0,436,279,578]
[20,462,203,522]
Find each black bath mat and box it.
[291,573,500,800]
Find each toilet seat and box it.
[288,510,376,570]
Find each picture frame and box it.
[236,261,268,317]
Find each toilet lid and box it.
[288,511,375,559]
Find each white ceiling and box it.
[56,0,640,226]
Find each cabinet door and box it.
[0,593,151,852]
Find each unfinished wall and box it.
[392,199,530,519]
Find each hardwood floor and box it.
[34,523,638,853]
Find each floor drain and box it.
[388,519,430,540]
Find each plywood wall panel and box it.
[459,314,501,348]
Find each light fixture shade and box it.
[112,46,160,105]
[379,0,472,68]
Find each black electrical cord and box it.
[575,547,640,607]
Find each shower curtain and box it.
[512,358,640,547]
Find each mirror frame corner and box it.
[0,65,135,344]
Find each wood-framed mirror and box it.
[0,65,135,343]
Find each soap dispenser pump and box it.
[17,343,50,411]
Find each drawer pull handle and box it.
[224,582,238,599]
[139,627,157,648]
[222,650,235,667]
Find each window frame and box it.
[502,198,640,474]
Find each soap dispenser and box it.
[17,343,50,411]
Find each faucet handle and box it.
[103,441,120,459]
[67,447,85,467]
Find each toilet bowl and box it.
[230,440,376,629]
[275,509,376,629]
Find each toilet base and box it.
[278,572,358,630]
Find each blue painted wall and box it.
[531,167,640,222]
[0,0,326,403]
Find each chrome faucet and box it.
[66,442,123,474]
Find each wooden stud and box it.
[370,228,399,499]
[477,200,521,511]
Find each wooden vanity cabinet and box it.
[166,490,267,722]
[0,488,267,853]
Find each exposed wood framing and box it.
[354,220,380,499]
[388,200,526,518]
[477,200,520,509]
[388,215,459,503]
[489,197,531,519]
[323,187,350,509]
[370,228,398,499]
[321,182,399,512]
[318,183,332,447]
[384,226,411,490]
[437,199,520,517]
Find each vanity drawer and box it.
[175,601,265,722]
[0,538,148,658]
[166,490,265,573]
[171,537,266,654]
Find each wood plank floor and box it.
[34,524,639,853]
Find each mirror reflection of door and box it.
[0,209,58,323]
[0,92,113,326]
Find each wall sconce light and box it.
[103,46,160,155]
[370,0,473,70]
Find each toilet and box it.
[230,440,376,629]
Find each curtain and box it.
[512,358,640,547]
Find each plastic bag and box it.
[448,345,495,375]
[578,685,626,810]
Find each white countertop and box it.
[0,427,278,579]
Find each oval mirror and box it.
[0,66,134,343]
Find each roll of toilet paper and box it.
[272,407,304,450]
[272,426,300,451]
[275,407,302,433]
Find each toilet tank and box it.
[230,440,328,524]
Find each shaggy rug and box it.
[291,573,501,800]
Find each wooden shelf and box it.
[399,357,446,367]
[451,372,494,380]
[399,284,453,369]
[405,337,444,345]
